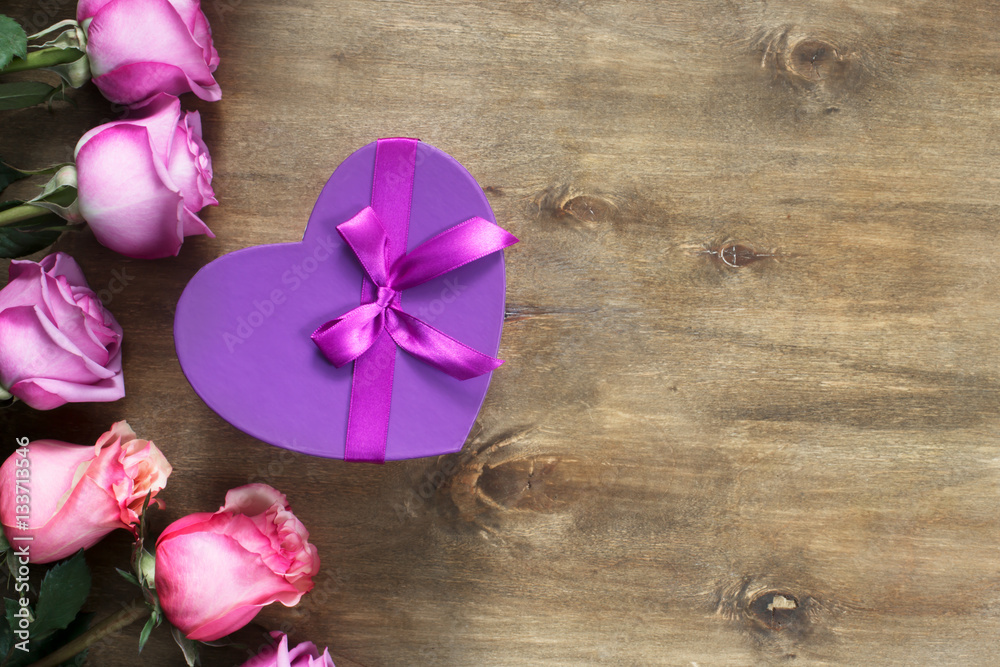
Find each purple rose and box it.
[242,633,335,667]
[75,93,217,259]
[0,253,124,409]
[79,0,221,106]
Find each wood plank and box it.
[2,0,999,664]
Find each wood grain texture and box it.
[2,0,1000,664]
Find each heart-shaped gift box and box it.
[174,139,514,461]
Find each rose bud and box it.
[241,632,336,667]
[0,421,171,564]
[75,93,217,259]
[0,252,123,410]
[79,0,221,106]
[155,484,321,642]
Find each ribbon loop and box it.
[311,302,386,367]
[310,138,518,462]
[390,216,519,292]
[336,206,391,286]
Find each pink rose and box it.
[75,93,217,259]
[155,484,321,642]
[0,421,171,564]
[242,632,336,667]
[79,0,221,106]
[0,253,123,409]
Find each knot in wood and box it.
[748,591,801,632]
[784,38,849,84]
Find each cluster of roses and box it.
[0,0,222,406]
[0,2,335,665]
[0,0,225,408]
[0,422,332,665]
[3,0,219,259]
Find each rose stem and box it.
[0,48,85,74]
[0,203,54,227]
[27,600,148,667]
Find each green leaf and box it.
[0,200,65,258]
[36,613,93,667]
[0,223,63,258]
[0,603,11,661]
[59,613,96,666]
[138,609,158,653]
[31,550,90,641]
[0,81,58,111]
[138,490,153,539]
[115,568,141,588]
[4,597,28,662]
[0,161,30,194]
[9,610,94,667]
[171,625,201,666]
[0,527,10,554]
[27,173,80,223]
[136,548,156,589]
[5,548,19,580]
[0,15,28,70]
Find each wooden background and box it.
[3,0,1000,664]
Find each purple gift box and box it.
[173,139,516,462]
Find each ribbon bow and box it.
[311,138,518,463]
[312,206,518,379]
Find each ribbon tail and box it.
[386,309,503,381]
[389,216,518,291]
[345,332,396,463]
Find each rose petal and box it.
[75,93,182,160]
[77,0,113,21]
[222,484,289,517]
[86,0,214,82]
[35,277,113,366]
[180,206,215,239]
[10,367,125,410]
[0,440,95,531]
[0,306,115,388]
[0,440,125,563]
[0,261,44,312]
[21,476,124,563]
[43,253,89,286]
[92,62,222,105]
[167,113,217,211]
[156,531,301,641]
[77,125,187,259]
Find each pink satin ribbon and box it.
[311,138,518,463]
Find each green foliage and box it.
[138,608,161,653]
[0,200,68,259]
[0,15,27,70]
[171,625,201,666]
[0,551,93,666]
[48,611,93,667]
[32,551,91,640]
[0,80,68,111]
[115,568,141,588]
[0,161,26,196]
